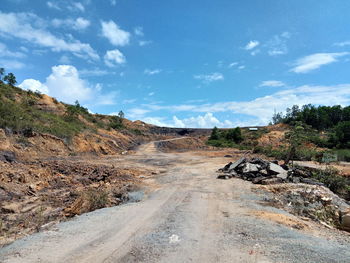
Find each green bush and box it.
[311,167,350,200]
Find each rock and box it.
[341,211,350,231]
[276,173,288,180]
[242,163,260,174]
[0,151,16,163]
[252,176,270,184]
[228,157,246,172]
[261,178,284,185]
[217,174,232,180]
[300,178,324,186]
[268,162,288,177]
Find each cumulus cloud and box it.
[172,113,233,128]
[52,17,90,31]
[144,69,161,75]
[290,52,348,73]
[194,72,224,83]
[101,20,130,46]
[0,12,99,60]
[244,40,259,50]
[18,65,117,105]
[259,80,285,87]
[104,49,126,67]
[19,79,49,94]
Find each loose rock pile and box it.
[217,157,322,186]
[218,157,350,232]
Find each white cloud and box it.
[47,1,85,12]
[228,62,238,68]
[79,68,111,77]
[19,79,49,94]
[0,42,26,58]
[171,113,233,128]
[194,72,224,83]
[334,41,350,47]
[110,0,117,6]
[144,69,161,75]
[0,12,99,60]
[18,65,118,105]
[69,2,85,12]
[47,1,61,10]
[238,65,245,70]
[127,108,151,119]
[134,26,144,36]
[244,40,259,50]
[139,40,152,46]
[259,80,285,87]
[0,59,25,69]
[104,49,126,67]
[290,52,348,73]
[52,17,90,31]
[58,55,71,64]
[136,84,350,126]
[101,20,130,46]
[267,32,290,56]
[45,65,93,103]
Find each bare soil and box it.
[1,139,350,263]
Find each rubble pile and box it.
[265,184,350,231]
[217,157,322,186]
[218,157,350,232]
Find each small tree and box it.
[4,72,16,86]
[0,68,4,83]
[284,122,308,165]
[209,126,220,140]
[226,127,243,143]
[118,110,125,119]
[335,121,350,148]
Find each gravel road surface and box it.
[1,140,350,263]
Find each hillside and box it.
[0,82,164,160]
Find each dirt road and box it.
[1,140,350,262]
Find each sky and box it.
[1,0,350,128]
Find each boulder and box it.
[242,163,260,174]
[268,163,288,177]
[228,157,246,172]
[341,211,350,232]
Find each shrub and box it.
[311,167,350,200]
[86,188,109,211]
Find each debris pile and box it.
[218,157,350,232]
[264,184,350,231]
[217,157,322,186]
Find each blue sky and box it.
[1,0,350,128]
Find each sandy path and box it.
[1,140,350,262]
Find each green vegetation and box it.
[310,166,350,200]
[0,75,127,142]
[207,126,243,147]
[273,104,350,149]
